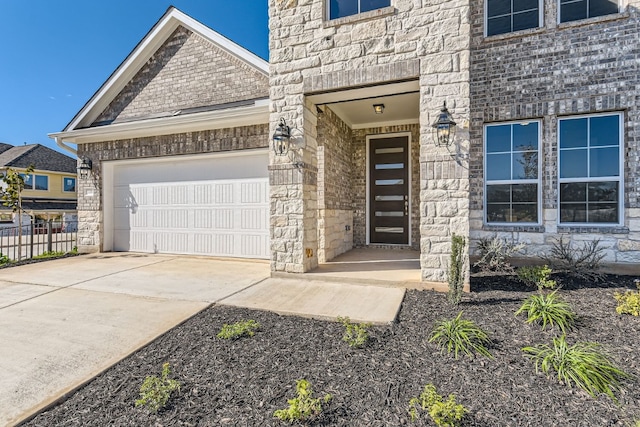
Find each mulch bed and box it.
[23,274,640,426]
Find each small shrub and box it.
[614,280,640,316]
[429,312,493,359]
[515,290,575,333]
[0,253,10,265]
[543,236,606,282]
[135,362,181,412]
[32,250,66,260]
[217,319,260,340]
[448,234,466,305]
[523,335,631,401]
[473,236,525,272]
[517,265,557,291]
[274,379,332,423]
[337,316,371,348]
[408,384,467,426]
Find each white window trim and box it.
[326,0,390,21]
[365,132,412,246]
[557,0,621,23]
[483,120,542,226]
[62,176,77,193]
[484,0,544,37]
[557,112,624,226]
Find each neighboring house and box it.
[51,3,640,288]
[0,143,77,227]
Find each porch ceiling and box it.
[307,81,420,129]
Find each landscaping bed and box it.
[24,274,640,426]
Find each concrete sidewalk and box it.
[0,253,406,426]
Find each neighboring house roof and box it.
[0,143,13,154]
[0,199,77,212]
[51,6,269,148]
[0,144,76,174]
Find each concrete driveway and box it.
[0,252,405,426]
[0,253,270,427]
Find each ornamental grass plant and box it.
[429,312,493,359]
[515,290,576,333]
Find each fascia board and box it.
[65,8,269,133]
[50,104,269,145]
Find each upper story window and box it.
[486,0,541,36]
[559,0,619,22]
[63,177,76,192]
[329,0,390,20]
[19,173,49,191]
[558,113,623,224]
[484,121,541,224]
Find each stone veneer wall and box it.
[317,107,354,262]
[76,125,269,252]
[469,0,640,264]
[269,0,472,282]
[94,26,269,125]
[352,124,420,250]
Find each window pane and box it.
[590,147,619,177]
[64,177,76,192]
[487,184,511,203]
[35,175,48,191]
[512,184,537,202]
[590,115,619,147]
[589,0,618,17]
[20,173,33,188]
[488,0,511,17]
[560,182,587,202]
[486,203,511,222]
[512,122,538,151]
[560,0,587,22]
[515,0,538,11]
[560,203,587,222]
[559,149,588,178]
[360,0,389,13]
[513,151,538,179]
[486,125,511,152]
[486,153,511,180]
[588,203,618,223]
[588,181,618,202]
[513,10,539,31]
[487,15,512,36]
[330,0,358,19]
[559,118,587,148]
[375,179,404,185]
[511,204,538,222]
[375,163,404,169]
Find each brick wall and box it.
[94,26,269,125]
[469,0,640,263]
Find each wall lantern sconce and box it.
[77,157,92,180]
[431,102,457,147]
[272,117,292,156]
[373,104,385,114]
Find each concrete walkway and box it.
[0,253,405,426]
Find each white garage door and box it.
[111,152,269,259]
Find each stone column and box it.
[76,147,102,253]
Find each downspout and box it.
[54,136,77,155]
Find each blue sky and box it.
[0,1,268,155]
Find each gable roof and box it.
[0,143,13,154]
[0,144,76,174]
[60,7,268,135]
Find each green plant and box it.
[523,335,631,401]
[408,384,467,426]
[473,236,525,272]
[448,234,466,305]
[614,291,640,317]
[274,379,332,423]
[32,250,66,260]
[0,253,10,265]
[216,319,260,340]
[543,236,606,282]
[517,265,557,291]
[135,362,181,412]
[0,165,34,261]
[337,316,371,348]
[515,290,576,333]
[429,312,493,359]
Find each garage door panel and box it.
[111,153,269,259]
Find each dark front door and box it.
[369,136,409,245]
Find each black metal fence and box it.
[0,220,77,261]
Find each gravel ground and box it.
[23,274,640,427]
